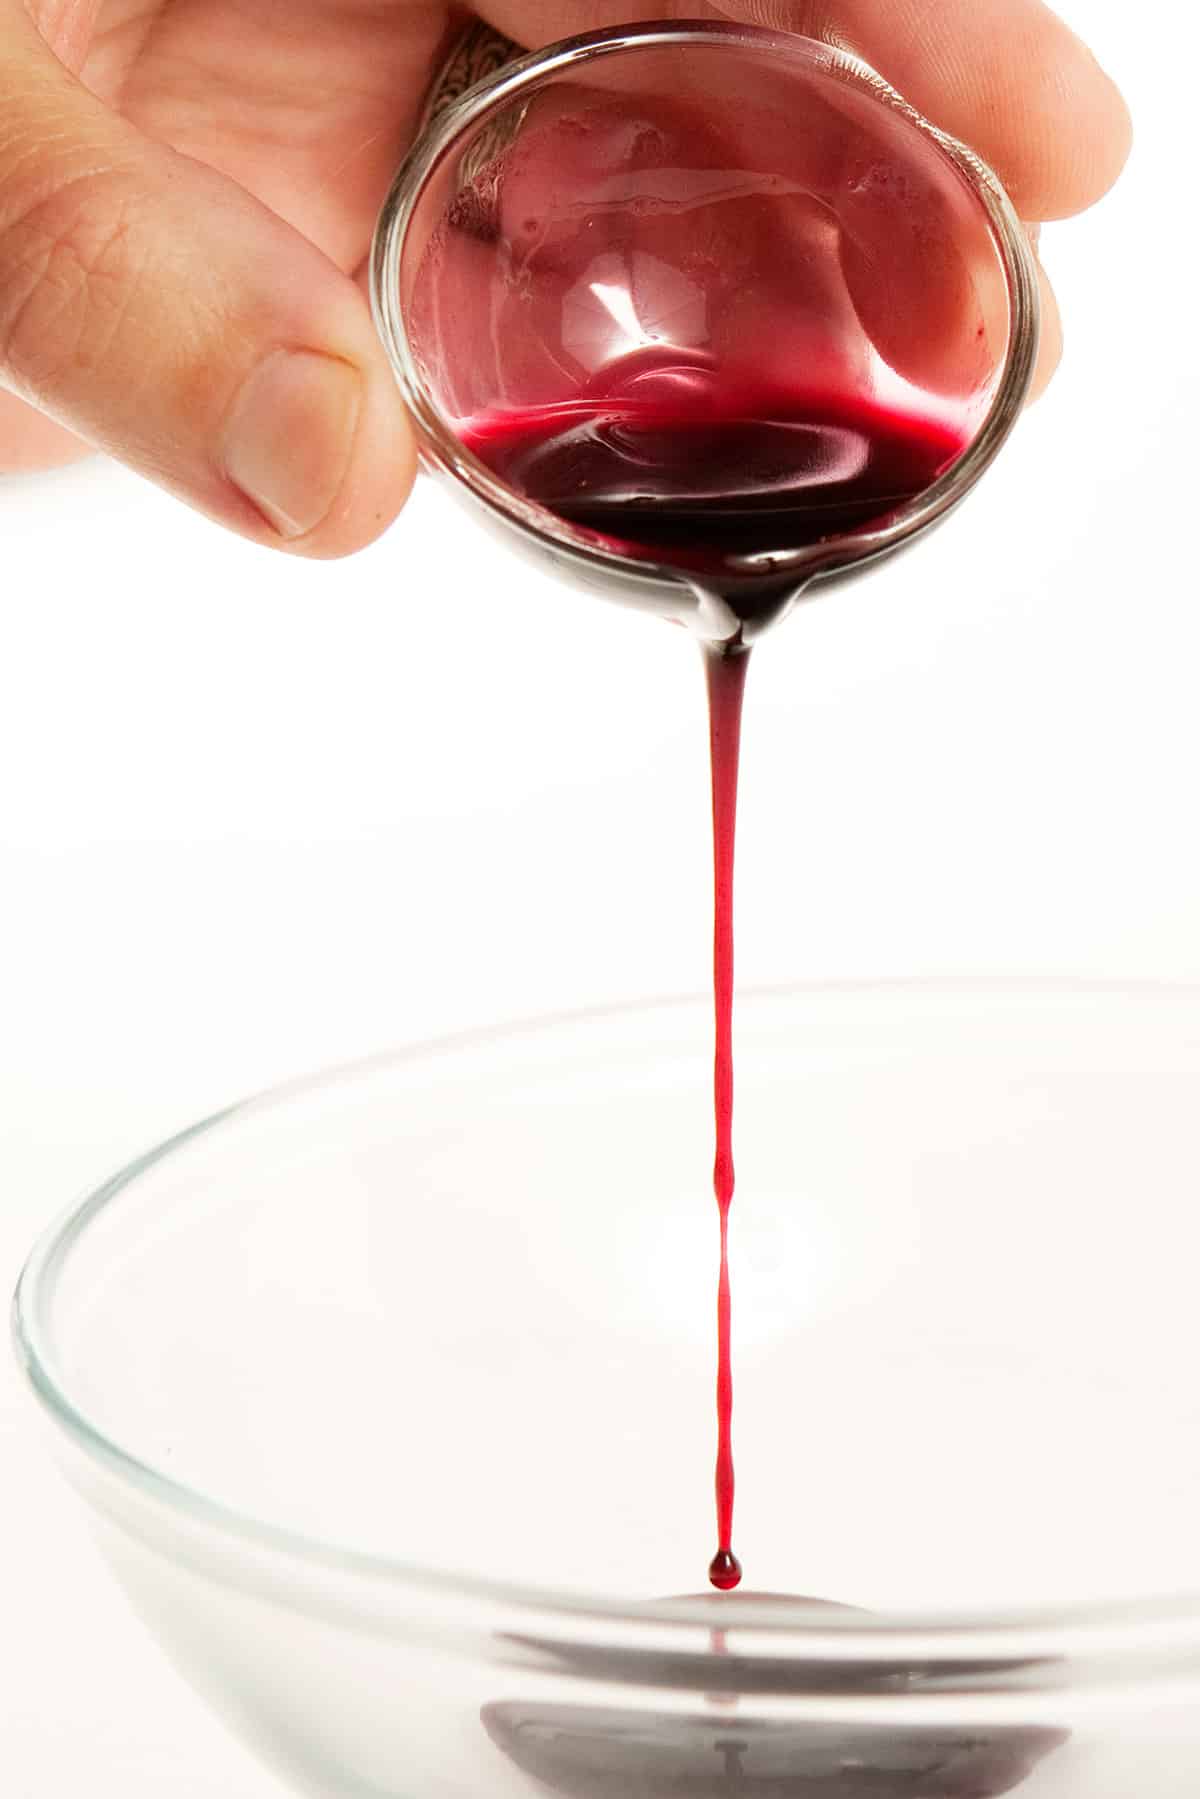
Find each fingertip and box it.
[281,358,418,561]
[972,23,1133,222]
[1026,258,1063,404]
[774,0,1134,227]
[1079,56,1134,210]
[225,344,417,563]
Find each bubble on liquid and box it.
[602,354,717,408]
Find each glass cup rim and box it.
[370,19,1042,601]
[12,977,1200,1672]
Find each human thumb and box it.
[0,7,415,556]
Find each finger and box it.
[1029,256,1063,402]
[107,0,448,281]
[476,0,1131,224]
[0,6,415,557]
[712,0,1132,223]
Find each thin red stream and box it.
[705,644,750,1592]
[456,360,970,1591]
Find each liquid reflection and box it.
[482,1701,1067,1799]
[483,1595,1066,1799]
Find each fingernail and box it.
[223,349,362,540]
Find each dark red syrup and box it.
[462,357,967,614]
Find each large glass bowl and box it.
[13,983,1200,1798]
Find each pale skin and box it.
[0,1,1131,558]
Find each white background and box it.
[1,1,1193,1790]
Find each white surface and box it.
[1,1,1193,1789]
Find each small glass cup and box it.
[371,22,1040,643]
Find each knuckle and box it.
[0,168,149,393]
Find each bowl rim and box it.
[13,977,1200,1656]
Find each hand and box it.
[0,1,1130,558]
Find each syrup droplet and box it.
[708,1548,743,1591]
